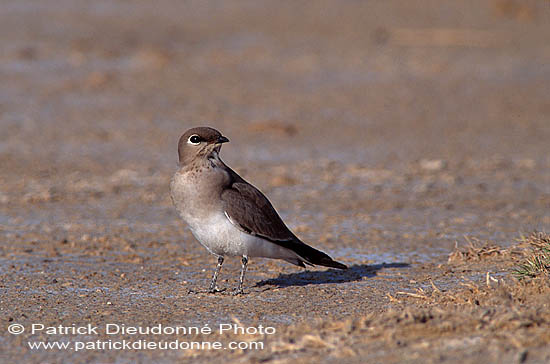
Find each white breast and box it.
[188,210,300,260]
[171,165,300,261]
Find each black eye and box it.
[188,135,201,144]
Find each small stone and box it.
[270,175,296,187]
[515,159,535,169]
[85,71,113,89]
[420,159,446,171]
[248,121,298,136]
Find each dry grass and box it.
[389,28,502,48]
[260,235,550,362]
[256,276,550,363]
[447,236,514,263]
[448,232,550,281]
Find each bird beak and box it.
[216,136,229,144]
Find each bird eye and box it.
[188,135,201,145]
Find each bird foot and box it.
[208,287,226,294]
[187,287,225,295]
[231,288,245,296]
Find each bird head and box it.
[177,127,229,165]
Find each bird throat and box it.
[207,149,223,168]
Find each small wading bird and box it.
[170,127,347,294]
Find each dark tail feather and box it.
[281,240,347,270]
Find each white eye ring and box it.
[188,134,201,145]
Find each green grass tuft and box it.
[513,232,550,279]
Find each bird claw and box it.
[231,288,245,296]
[208,287,226,294]
[187,287,225,295]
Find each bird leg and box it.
[208,256,225,293]
[233,255,248,295]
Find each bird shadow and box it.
[254,262,410,288]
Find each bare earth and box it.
[1,0,550,363]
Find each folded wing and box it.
[221,179,347,270]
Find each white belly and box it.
[188,211,298,260]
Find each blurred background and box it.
[2,0,549,173]
[1,0,549,260]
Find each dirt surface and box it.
[1,0,550,363]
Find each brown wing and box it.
[221,170,348,270]
[221,182,296,242]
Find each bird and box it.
[170,126,347,294]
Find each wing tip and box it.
[317,258,348,270]
[280,240,348,270]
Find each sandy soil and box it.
[1,0,550,363]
